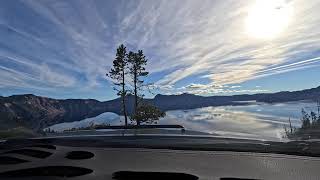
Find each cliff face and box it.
[0,94,112,130]
[1,86,320,131]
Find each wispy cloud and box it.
[177,83,268,96]
[0,0,320,97]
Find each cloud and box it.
[39,64,76,87]
[171,83,268,96]
[230,85,241,89]
[0,0,320,97]
[144,0,320,85]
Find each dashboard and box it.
[1,141,320,180]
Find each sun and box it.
[245,0,293,39]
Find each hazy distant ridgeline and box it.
[0,86,320,131]
[151,86,320,109]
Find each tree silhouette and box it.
[107,44,129,126]
[284,101,320,139]
[130,102,166,124]
[127,50,149,125]
[108,45,165,126]
[301,108,311,129]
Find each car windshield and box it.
[1,0,320,145]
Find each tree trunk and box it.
[134,71,139,126]
[122,71,128,126]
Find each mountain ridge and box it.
[1,86,320,131]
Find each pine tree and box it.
[131,102,166,124]
[127,50,148,125]
[107,44,129,126]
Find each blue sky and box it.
[0,0,320,101]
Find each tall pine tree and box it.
[107,44,128,126]
[127,50,148,125]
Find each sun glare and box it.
[245,0,293,39]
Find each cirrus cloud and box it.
[0,0,320,98]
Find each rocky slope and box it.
[0,94,120,131]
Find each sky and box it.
[0,0,320,101]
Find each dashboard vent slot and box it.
[3,149,52,158]
[0,166,93,177]
[66,151,94,160]
[112,171,198,180]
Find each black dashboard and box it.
[1,135,320,180]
